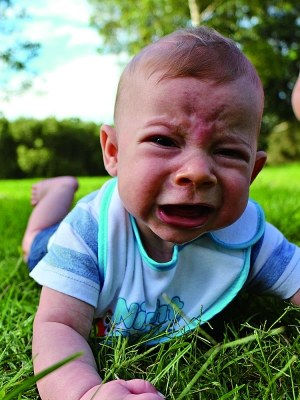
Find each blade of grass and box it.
[263,355,297,400]
[218,384,245,399]
[1,352,83,400]
[151,343,192,386]
[176,327,285,400]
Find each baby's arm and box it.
[292,73,300,120]
[33,287,164,400]
[290,289,300,307]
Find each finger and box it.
[123,379,165,398]
[94,380,165,400]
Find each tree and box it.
[89,0,190,56]
[0,117,21,178]
[88,0,300,146]
[0,0,40,97]
[204,0,300,143]
[88,0,231,55]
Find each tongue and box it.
[163,205,208,218]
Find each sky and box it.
[0,0,124,124]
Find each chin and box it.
[158,229,204,246]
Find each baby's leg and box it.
[22,176,79,262]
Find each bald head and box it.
[114,26,264,131]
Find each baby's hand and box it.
[81,379,165,400]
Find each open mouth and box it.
[158,204,214,228]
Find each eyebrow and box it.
[145,119,177,130]
[144,119,189,137]
[144,118,255,150]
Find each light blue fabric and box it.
[98,177,117,289]
[248,238,296,293]
[27,223,60,271]
[96,179,260,342]
[29,178,300,343]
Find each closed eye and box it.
[150,136,176,147]
[216,149,248,160]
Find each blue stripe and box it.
[27,223,60,271]
[64,207,98,253]
[250,233,264,266]
[44,244,100,284]
[249,238,296,293]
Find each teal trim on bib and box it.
[210,200,265,249]
[130,215,178,271]
[98,178,117,288]
[204,247,250,319]
[97,183,262,344]
[146,247,252,344]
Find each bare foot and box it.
[30,176,79,206]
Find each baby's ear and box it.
[251,150,267,184]
[100,124,118,176]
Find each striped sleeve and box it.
[29,191,102,308]
[246,222,300,299]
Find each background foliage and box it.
[0,117,107,178]
[88,0,300,152]
[2,0,300,174]
[0,0,40,97]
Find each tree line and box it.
[1,114,300,180]
[0,117,107,179]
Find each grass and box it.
[0,165,300,399]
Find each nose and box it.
[174,153,217,187]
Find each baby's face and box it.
[107,73,266,257]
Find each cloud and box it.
[1,54,122,124]
[67,27,100,47]
[24,0,92,24]
[0,0,123,124]
[21,0,100,47]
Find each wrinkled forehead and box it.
[114,37,264,132]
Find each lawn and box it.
[0,166,300,399]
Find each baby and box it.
[23,26,300,399]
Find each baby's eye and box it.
[151,136,176,147]
[216,149,246,159]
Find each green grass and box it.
[250,163,300,246]
[1,166,300,399]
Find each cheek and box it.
[225,169,252,192]
[117,174,150,213]
[222,173,251,210]
[117,168,164,220]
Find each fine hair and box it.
[114,26,263,124]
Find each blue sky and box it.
[0,0,123,124]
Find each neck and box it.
[134,221,174,263]
[143,240,174,263]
